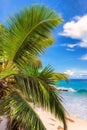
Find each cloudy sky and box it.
[0,0,87,78]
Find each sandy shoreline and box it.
[0,107,87,130]
[35,107,87,130]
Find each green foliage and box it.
[0,5,67,130]
[0,24,7,59]
[14,65,67,129]
[3,5,62,66]
[2,90,46,130]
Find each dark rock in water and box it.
[58,88,68,92]
[57,87,76,92]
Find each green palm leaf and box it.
[2,90,46,130]
[0,5,67,130]
[4,5,62,66]
[0,24,7,59]
[0,64,17,79]
[14,65,67,130]
[17,56,42,70]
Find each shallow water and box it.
[56,79,87,121]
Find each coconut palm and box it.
[0,5,67,130]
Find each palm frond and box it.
[2,90,46,130]
[0,24,8,60]
[0,5,67,130]
[17,56,42,70]
[38,65,67,130]
[14,65,67,130]
[0,64,18,80]
[52,73,68,82]
[4,5,63,66]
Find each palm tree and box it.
[0,5,67,130]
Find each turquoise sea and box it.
[56,79,87,121]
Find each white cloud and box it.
[67,43,78,48]
[60,43,77,51]
[60,43,78,48]
[66,48,75,51]
[80,54,87,60]
[60,15,87,48]
[64,70,75,77]
[64,69,87,78]
[79,40,87,47]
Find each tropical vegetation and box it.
[0,5,67,130]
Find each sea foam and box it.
[57,87,76,92]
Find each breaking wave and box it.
[57,87,76,92]
[57,87,87,94]
[77,89,87,94]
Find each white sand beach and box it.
[0,107,87,130]
[35,107,87,130]
[0,116,7,130]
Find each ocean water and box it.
[56,79,87,121]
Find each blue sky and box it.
[0,0,87,78]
